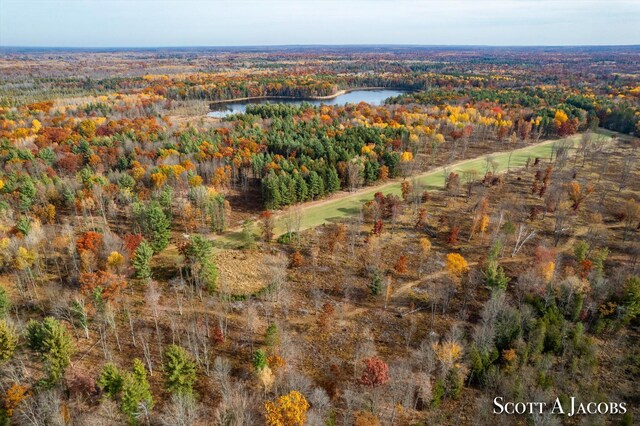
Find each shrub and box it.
[277,232,297,245]
[369,269,383,296]
[3,383,29,418]
[289,251,303,268]
[445,253,469,278]
[265,324,278,347]
[252,349,267,372]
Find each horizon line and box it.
[2,43,640,51]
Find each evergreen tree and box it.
[98,363,124,399]
[132,241,154,280]
[26,317,74,385]
[208,193,227,233]
[294,173,309,201]
[382,152,401,177]
[262,173,282,210]
[98,359,154,425]
[121,359,154,424]
[308,171,324,199]
[133,202,171,253]
[287,174,298,204]
[155,185,174,220]
[0,320,17,363]
[279,175,292,206]
[327,167,341,192]
[144,202,171,253]
[364,161,380,185]
[182,235,218,293]
[252,349,267,372]
[163,345,197,397]
[0,287,10,319]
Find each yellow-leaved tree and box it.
[107,251,125,273]
[553,110,569,128]
[14,247,37,271]
[432,340,463,371]
[541,261,555,282]
[445,253,469,278]
[264,390,310,426]
[420,237,432,256]
[400,151,414,162]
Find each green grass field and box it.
[213,133,606,248]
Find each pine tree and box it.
[144,202,171,253]
[279,175,292,206]
[132,241,153,280]
[26,317,74,385]
[98,363,124,399]
[308,171,324,199]
[208,193,227,233]
[252,349,268,372]
[0,287,10,318]
[327,167,341,192]
[364,161,380,184]
[294,173,309,201]
[98,359,154,425]
[0,320,17,363]
[163,345,197,397]
[121,359,154,424]
[182,236,218,293]
[263,173,282,210]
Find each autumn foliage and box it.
[3,383,29,417]
[445,253,469,278]
[359,356,390,388]
[264,390,310,426]
[394,255,407,274]
[76,231,103,254]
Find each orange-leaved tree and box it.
[445,253,469,278]
[264,390,310,426]
[359,356,390,388]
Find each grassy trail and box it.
[213,133,603,247]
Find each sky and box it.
[0,0,638,47]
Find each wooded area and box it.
[0,46,638,425]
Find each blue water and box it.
[207,89,405,118]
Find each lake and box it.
[207,89,406,118]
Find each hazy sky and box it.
[1,0,638,47]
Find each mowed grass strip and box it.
[213,133,606,247]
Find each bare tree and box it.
[159,393,201,426]
[16,389,65,426]
[512,224,536,256]
[214,384,257,426]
